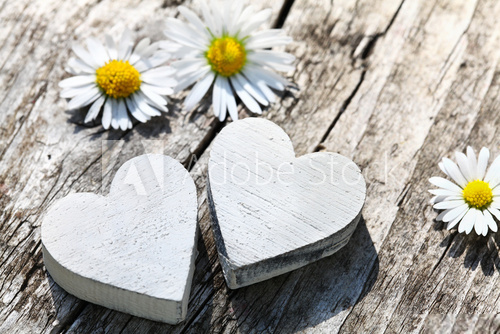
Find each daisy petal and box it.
[239,9,272,37]
[466,146,478,177]
[248,58,295,73]
[233,73,268,106]
[230,76,262,115]
[175,65,211,93]
[477,147,490,180]
[141,66,176,80]
[178,6,210,37]
[184,71,215,111]
[173,59,207,77]
[434,199,465,210]
[225,1,243,35]
[116,99,129,131]
[133,38,152,56]
[245,29,292,49]
[440,196,464,202]
[110,99,119,130]
[438,162,447,174]
[474,210,486,235]
[446,207,468,230]
[442,158,467,187]
[245,64,289,90]
[105,34,118,60]
[86,37,109,67]
[481,212,489,235]
[221,77,236,121]
[68,88,101,110]
[72,44,98,68]
[442,203,468,223]
[200,1,219,36]
[485,154,500,186]
[85,95,105,123]
[458,208,476,234]
[490,200,500,210]
[242,69,276,103]
[141,83,174,96]
[436,209,452,222]
[102,99,112,129]
[140,85,168,109]
[164,24,207,50]
[455,152,474,181]
[431,195,450,205]
[118,29,133,60]
[136,91,167,113]
[428,188,461,197]
[60,84,95,99]
[488,207,500,220]
[248,51,296,65]
[59,75,96,88]
[233,5,255,34]
[484,209,498,232]
[125,96,149,123]
[429,177,462,192]
[68,57,95,74]
[132,93,162,117]
[213,75,223,119]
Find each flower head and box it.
[59,30,177,130]
[163,1,295,121]
[429,147,500,236]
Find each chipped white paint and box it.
[207,118,366,288]
[41,154,198,324]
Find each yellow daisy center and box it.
[96,60,141,99]
[462,180,493,209]
[206,37,246,77]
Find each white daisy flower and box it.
[429,146,500,236]
[59,30,177,130]
[163,1,295,121]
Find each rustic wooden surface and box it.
[2,0,500,333]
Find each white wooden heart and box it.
[41,154,198,324]
[207,118,366,289]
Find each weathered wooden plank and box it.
[0,0,290,333]
[0,0,223,332]
[3,0,500,332]
[69,0,405,331]
[333,0,500,332]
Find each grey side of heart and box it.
[207,118,366,289]
[41,154,198,324]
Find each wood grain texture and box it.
[42,154,198,324]
[207,118,365,288]
[2,0,500,332]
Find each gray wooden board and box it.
[2,0,500,333]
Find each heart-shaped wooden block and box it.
[42,154,198,324]
[207,119,366,289]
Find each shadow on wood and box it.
[435,215,500,277]
[223,216,379,332]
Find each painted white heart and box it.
[207,118,366,289]
[42,154,198,324]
